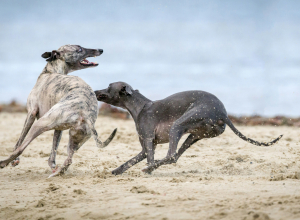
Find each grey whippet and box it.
[95,82,282,174]
[0,45,116,178]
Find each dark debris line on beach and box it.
[1,101,299,127]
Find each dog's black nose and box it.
[98,49,103,54]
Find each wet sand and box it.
[0,113,300,220]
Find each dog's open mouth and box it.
[80,58,98,66]
[97,94,108,100]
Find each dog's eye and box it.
[78,48,82,53]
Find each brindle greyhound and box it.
[95,82,282,175]
[0,45,117,178]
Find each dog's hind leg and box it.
[11,109,38,167]
[49,123,91,178]
[0,116,55,169]
[174,134,200,161]
[48,130,63,170]
[112,150,147,175]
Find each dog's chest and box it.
[154,121,173,144]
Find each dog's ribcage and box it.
[27,73,98,122]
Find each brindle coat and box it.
[0,45,116,178]
[95,82,282,175]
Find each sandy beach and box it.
[0,113,299,220]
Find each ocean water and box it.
[0,0,299,116]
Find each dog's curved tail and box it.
[84,115,117,148]
[223,116,282,146]
[92,127,117,148]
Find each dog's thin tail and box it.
[84,115,117,148]
[222,116,283,146]
[92,126,117,148]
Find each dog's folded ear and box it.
[120,85,133,95]
[41,50,61,62]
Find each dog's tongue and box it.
[82,59,90,64]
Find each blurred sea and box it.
[0,0,299,116]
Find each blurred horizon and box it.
[0,0,299,116]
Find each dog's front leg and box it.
[48,130,63,170]
[141,138,156,174]
[144,138,155,166]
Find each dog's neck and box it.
[42,59,70,75]
[123,92,152,122]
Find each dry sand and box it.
[0,113,300,220]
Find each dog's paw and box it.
[112,168,123,175]
[0,160,7,169]
[141,166,153,174]
[48,166,62,178]
[51,165,59,173]
[11,159,20,167]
